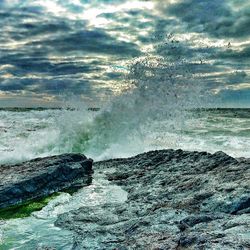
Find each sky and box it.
[0,0,250,107]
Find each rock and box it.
[179,214,221,229]
[0,154,93,208]
[55,149,250,249]
[231,196,250,215]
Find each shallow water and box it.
[0,173,127,249]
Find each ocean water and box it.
[0,172,127,249]
[0,107,250,165]
[0,106,250,249]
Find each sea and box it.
[0,107,250,165]
[0,106,249,249]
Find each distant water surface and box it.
[0,107,249,164]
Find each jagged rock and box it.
[56,149,250,249]
[0,154,93,208]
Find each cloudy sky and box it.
[0,0,250,107]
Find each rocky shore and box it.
[0,154,93,209]
[55,149,250,249]
[0,149,249,249]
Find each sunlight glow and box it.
[227,83,250,90]
[35,0,66,16]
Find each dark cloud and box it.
[218,46,250,61]
[34,79,91,94]
[0,53,101,76]
[18,21,71,37]
[0,78,35,91]
[155,39,212,60]
[0,3,142,101]
[29,30,141,56]
[0,76,91,95]
[165,0,250,38]
[0,8,140,57]
[227,71,248,84]
[0,10,73,44]
[0,0,249,106]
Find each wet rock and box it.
[36,246,56,250]
[0,154,93,208]
[231,196,250,215]
[55,149,250,249]
[179,214,221,228]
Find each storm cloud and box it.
[165,0,250,39]
[0,0,249,107]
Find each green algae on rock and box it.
[0,193,60,220]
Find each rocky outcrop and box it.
[0,154,93,209]
[56,149,250,249]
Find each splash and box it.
[47,38,207,160]
[0,37,211,163]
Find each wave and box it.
[0,44,215,163]
[1,106,250,164]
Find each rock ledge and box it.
[0,154,93,208]
[56,149,250,249]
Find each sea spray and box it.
[50,38,209,159]
[0,37,213,162]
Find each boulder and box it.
[0,154,93,208]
